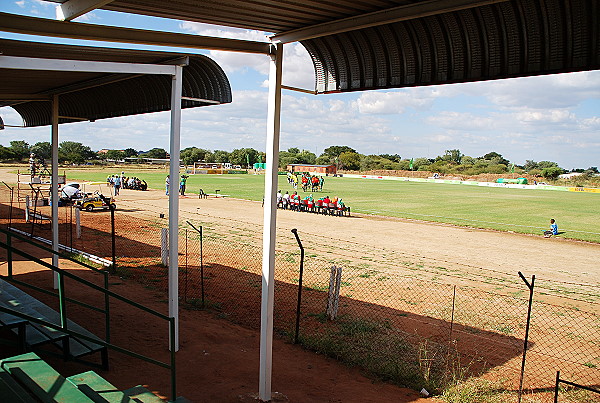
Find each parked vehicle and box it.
[74,192,116,212]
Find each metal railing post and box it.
[291,228,304,344]
[104,271,110,344]
[518,271,535,403]
[7,231,13,278]
[58,271,68,330]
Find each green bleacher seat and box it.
[0,352,94,403]
[124,385,166,403]
[0,279,105,363]
[67,370,134,403]
[0,367,37,403]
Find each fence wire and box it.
[1,184,598,399]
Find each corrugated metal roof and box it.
[38,0,600,93]
[50,0,415,33]
[0,39,232,127]
[302,0,600,93]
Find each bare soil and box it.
[2,168,598,402]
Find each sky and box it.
[1,0,599,170]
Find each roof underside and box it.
[36,0,600,93]
[0,39,232,127]
[304,0,600,92]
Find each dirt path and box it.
[3,166,598,304]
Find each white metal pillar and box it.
[259,43,283,402]
[51,95,60,289]
[168,65,183,352]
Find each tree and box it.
[105,150,126,161]
[537,160,559,169]
[481,151,509,166]
[541,166,563,179]
[443,149,463,164]
[180,147,211,165]
[230,148,259,167]
[212,150,230,163]
[123,148,138,158]
[287,147,300,154]
[9,141,30,160]
[0,145,16,161]
[296,150,316,165]
[142,148,168,159]
[58,141,94,164]
[319,146,356,165]
[524,160,538,171]
[413,157,431,170]
[30,142,51,160]
[379,153,402,163]
[338,151,361,170]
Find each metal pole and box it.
[554,371,560,403]
[168,64,183,352]
[259,43,283,402]
[450,285,456,341]
[110,204,116,273]
[518,271,535,403]
[169,317,177,401]
[200,225,204,307]
[7,232,12,278]
[291,228,304,344]
[51,94,60,290]
[185,228,188,303]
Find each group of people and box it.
[165,174,188,196]
[107,172,147,195]
[287,172,325,192]
[276,190,349,216]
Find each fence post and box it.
[554,371,560,403]
[291,228,304,344]
[75,207,81,238]
[110,203,116,273]
[161,228,169,267]
[185,221,204,307]
[326,266,342,320]
[200,225,204,307]
[518,271,535,403]
[333,266,342,318]
[449,285,456,341]
[25,195,30,222]
[184,229,188,303]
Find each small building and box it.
[286,164,336,175]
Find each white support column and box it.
[51,95,60,289]
[259,43,283,402]
[168,65,183,352]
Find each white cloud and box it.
[426,111,495,130]
[441,71,600,110]
[354,89,437,114]
[180,22,314,90]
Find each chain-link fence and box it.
[1,184,598,399]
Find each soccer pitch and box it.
[66,168,600,243]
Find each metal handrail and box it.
[0,226,107,274]
[0,233,177,400]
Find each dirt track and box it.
[5,167,599,304]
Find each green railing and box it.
[0,228,177,401]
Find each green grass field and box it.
[64,167,600,243]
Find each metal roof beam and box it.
[56,0,114,21]
[0,12,271,54]
[0,55,177,75]
[271,0,509,43]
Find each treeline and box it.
[2,141,597,180]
